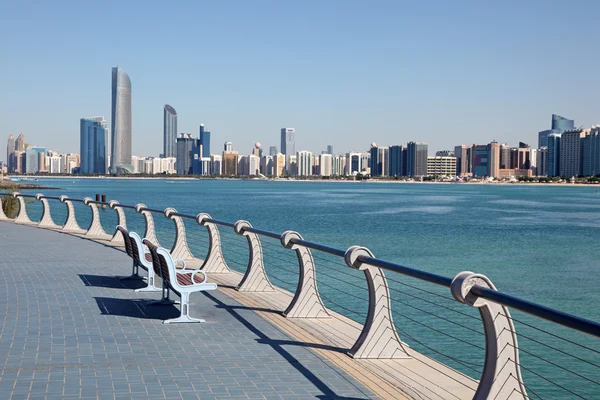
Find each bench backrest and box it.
[117,225,133,258]
[128,232,144,264]
[143,239,167,282]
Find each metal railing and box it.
[1,192,599,399]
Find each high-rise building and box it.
[15,133,25,152]
[237,155,249,175]
[199,124,211,158]
[347,152,362,175]
[547,134,561,177]
[248,155,260,176]
[210,154,222,175]
[327,145,333,155]
[471,142,500,178]
[319,154,333,176]
[536,147,548,176]
[252,142,263,158]
[223,150,238,176]
[80,117,108,174]
[269,146,277,156]
[332,154,346,176]
[488,141,500,178]
[407,142,428,177]
[176,134,197,175]
[163,105,177,158]
[435,150,454,157]
[560,129,587,177]
[538,114,574,148]
[273,153,285,177]
[296,151,313,176]
[369,143,379,176]
[25,147,46,174]
[427,156,457,176]
[260,155,273,175]
[499,143,511,169]
[110,67,133,173]
[389,145,405,177]
[280,128,295,170]
[583,127,600,177]
[6,135,15,172]
[224,141,232,151]
[454,145,471,176]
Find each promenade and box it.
[0,223,377,399]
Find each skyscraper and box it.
[389,145,404,177]
[369,143,379,176]
[6,135,15,171]
[280,128,295,169]
[269,146,278,156]
[110,67,133,174]
[582,127,600,177]
[199,124,211,158]
[15,133,25,152]
[224,141,232,151]
[327,145,333,155]
[296,150,313,176]
[25,147,46,174]
[538,114,574,148]
[407,142,428,177]
[560,129,587,177]
[80,117,108,174]
[176,134,198,175]
[453,145,471,176]
[547,134,561,177]
[163,105,177,158]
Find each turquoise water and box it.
[14,178,600,398]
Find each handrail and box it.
[288,237,346,258]
[242,226,282,240]
[471,285,600,338]
[169,212,196,219]
[204,218,236,228]
[85,200,109,206]
[138,207,165,214]
[111,203,138,210]
[357,255,453,287]
[15,194,37,198]
[38,195,62,201]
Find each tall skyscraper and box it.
[538,114,574,148]
[326,145,333,155]
[199,124,211,158]
[389,145,404,177]
[280,128,295,169]
[269,146,278,156]
[163,105,177,158]
[15,133,25,152]
[296,150,313,176]
[80,117,108,174]
[223,150,239,176]
[547,134,561,177]
[582,127,600,176]
[25,147,46,174]
[369,143,379,176]
[110,67,133,174]
[407,142,428,177]
[454,145,471,176]
[224,141,232,151]
[6,135,15,171]
[176,134,198,175]
[560,129,587,177]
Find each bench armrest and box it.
[173,258,187,270]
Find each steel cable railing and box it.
[5,193,600,400]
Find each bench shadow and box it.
[202,292,372,400]
[79,274,147,290]
[94,297,180,320]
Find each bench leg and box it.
[148,286,179,306]
[164,292,205,324]
[135,274,161,292]
[120,261,145,281]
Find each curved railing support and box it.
[196,213,231,273]
[108,200,126,244]
[12,192,33,225]
[136,203,160,247]
[234,220,275,292]
[280,231,329,317]
[344,246,411,359]
[59,195,85,233]
[165,208,194,260]
[83,197,111,239]
[0,195,11,221]
[36,194,59,229]
[451,272,527,400]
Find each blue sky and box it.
[1,0,599,158]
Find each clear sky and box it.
[1,0,599,158]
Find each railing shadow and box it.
[79,274,147,290]
[202,291,373,400]
[94,297,180,321]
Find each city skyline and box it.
[2,2,600,157]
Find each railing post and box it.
[344,246,411,359]
[59,195,85,233]
[196,213,231,273]
[233,220,275,292]
[451,272,527,400]
[83,197,111,239]
[136,203,160,247]
[280,231,329,317]
[0,195,11,221]
[12,192,33,225]
[36,194,58,229]
[108,200,126,244]
[164,207,194,260]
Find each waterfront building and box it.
[25,147,46,173]
[80,117,108,174]
[281,128,295,171]
[269,146,277,156]
[237,156,249,175]
[407,142,428,177]
[273,153,285,177]
[224,141,232,151]
[327,145,333,155]
[163,105,177,158]
[176,134,197,175]
[287,155,297,176]
[252,143,263,158]
[453,145,472,176]
[110,67,133,173]
[332,154,346,176]
[199,124,211,158]
[248,155,260,176]
[560,128,587,177]
[536,147,548,176]
[60,153,80,174]
[6,135,14,172]
[583,127,600,176]
[222,150,238,176]
[346,152,361,175]
[319,154,333,177]
[48,155,61,174]
[427,156,457,176]
[435,150,454,157]
[389,145,405,177]
[538,114,574,148]
[369,144,379,176]
[471,142,500,178]
[260,155,273,175]
[499,143,511,169]
[210,154,222,175]
[296,151,313,177]
[200,157,211,176]
[192,140,202,174]
[15,133,25,152]
[517,147,532,170]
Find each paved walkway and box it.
[0,223,377,400]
